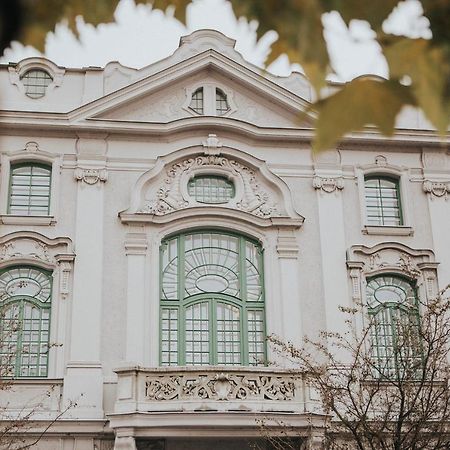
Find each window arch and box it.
[160,231,265,366]
[8,163,52,216]
[366,275,421,378]
[0,266,52,377]
[364,175,402,226]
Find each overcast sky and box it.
[1,0,431,80]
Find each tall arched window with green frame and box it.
[160,231,265,366]
[366,275,422,378]
[0,266,52,377]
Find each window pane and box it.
[9,165,51,216]
[188,176,234,204]
[20,70,53,99]
[216,89,229,115]
[189,88,204,114]
[0,267,52,377]
[364,177,402,226]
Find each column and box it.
[63,138,108,419]
[313,172,350,340]
[124,233,148,364]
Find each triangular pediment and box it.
[68,31,314,129]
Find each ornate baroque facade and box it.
[0,30,449,450]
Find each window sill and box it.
[0,215,56,226]
[362,225,413,236]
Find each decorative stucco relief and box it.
[74,168,108,185]
[423,180,450,200]
[347,243,438,302]
[139,155,279,218]
[312,176,344,193]
[0,240,53,263]
[145,372,297,402]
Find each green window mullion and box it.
[14,303,25,377]
[178,305,185,365]
[238,237,247,302]
[210,298,216,365]
[241,307,249,366]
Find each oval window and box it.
[188,175,234,204]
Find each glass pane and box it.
[216,303,241,365]
[364,177,402,226]
[216,89,229,115]
[189,88,204,114]
[188,176,234,204]
[20,70,53,99]
[9,165,51,216]
[185,302,210,365]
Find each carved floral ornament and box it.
[139,154,279,218]
[347,243,438,302]
[145,371,297,402]
[312,176,344,193]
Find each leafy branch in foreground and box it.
[269,285,450,450]
[1,0,449,150]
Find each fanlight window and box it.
[0,267,52,377]
[160,231,265,366]
[189,88,204,114]
[188,175,234,204]
[364,176,402,226]
[216,88,229,115]
[366,275,421,378]
[8,163,52,216]
[20,70,53,99]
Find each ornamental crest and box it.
[139,155,279,218]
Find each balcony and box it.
[109,366,327,441]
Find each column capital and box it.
[124,233,148,255]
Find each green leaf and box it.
[312,79,415,151]
[383,37,450,134]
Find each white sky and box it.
[0,0,431,80]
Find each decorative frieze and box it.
[145,371,297,402]
[423,180,450,200]
[74,168,108,185]
[312,176,344,193]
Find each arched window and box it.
[8,163,52,216]
[364,176,402,226]
[160,231,265,366]
[189,88,204,114]
[20,70,53,99]
[188,175,235,204]
[0,266,52,377]
[216,88,229,115]
[366,275,421,378]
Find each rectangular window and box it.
[8,164,51,216]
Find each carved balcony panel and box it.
[113,366,317,415]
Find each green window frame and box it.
[366,275,421,379]
[20,70,53,99]
[364,176,403,226]
[160,231,265,366]
[0,266,52,378]
[187,175,235,204]
[189,88,204,114]
[8,163,52,216]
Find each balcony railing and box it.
[113,366,318,414]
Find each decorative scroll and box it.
[312,176,344,193]
[145,371,296,402]
[423,180,450,200]
[0,240,53,263]
[139,155,278,218]
[74,168,108,185]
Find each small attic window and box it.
[21,70,53,99]
[216,89,229,115]
[188,175,235,204]
[189,88,204,114]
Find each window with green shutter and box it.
[0,267,52,377]
[160,231,265,366]
[8,163,52,216]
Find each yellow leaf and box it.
[383,37,450,134]
[312,79,415,151]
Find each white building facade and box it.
[0,30,449,450]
